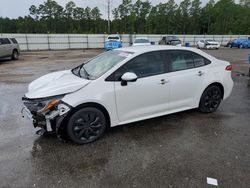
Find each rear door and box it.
[164,50,210,110]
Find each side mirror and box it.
[121,72,137,86]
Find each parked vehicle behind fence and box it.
[0,38,20,60]
[230,37,250,48]
[197,39,220,49]
[159,36,182,46]
[104,35,122,50]
[132,37,152,46]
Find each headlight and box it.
[23,95,64,114]
[38,99,61,113]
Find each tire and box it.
[198,86,222,113]
[11,50,19,60]
[67,107,106,144]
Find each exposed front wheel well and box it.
[60,102,111,129]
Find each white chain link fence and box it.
[0,33,249,51]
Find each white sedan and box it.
[132,38,152,46]
[197,39,220,49]
[22,46,233,144]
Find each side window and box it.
[169,51,194,72]
[193,53,211,67]
[2,38,11,44]
[114,51,166,80]
[10,38,18,44]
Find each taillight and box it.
[226,65,232,71]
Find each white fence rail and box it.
[1,33,249,51]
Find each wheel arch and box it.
[201,82,224,101]
[59,102,111,130]
[13,48,19,54]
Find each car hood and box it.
[207,41,219,45]
[133,43,151,46]
[25,70,91,99]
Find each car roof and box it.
[115,45,217,61]
[134,37,149,40]
[115,45,183,53]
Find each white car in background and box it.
[197,39,220,49]
[132,37,152,46]
[22,46,233,144]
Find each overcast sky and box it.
[0,0,214,19]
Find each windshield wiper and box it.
[79,65,90,80]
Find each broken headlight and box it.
[23,95,64,114]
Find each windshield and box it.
[72,50,132,80]
[207,39,215,42]
[134,39,150,43]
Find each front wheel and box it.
[198,86,222,113]
[67,107,107,144]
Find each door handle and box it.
[197,71,205,76]
[159,79,169,85]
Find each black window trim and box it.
[166,50,211,73]
[105,49,211,81]
[105,50,169,82]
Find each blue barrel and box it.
[248,54,250,63]
[185,42,190,47]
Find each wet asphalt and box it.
[0,48,250,188]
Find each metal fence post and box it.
[25,34,29,51]
[87,34,89,49]
[68,34,70,49]
[47,34,51,50]
[103,34,106,48]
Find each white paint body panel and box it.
[25,46,233,127]
[26,70,90,99]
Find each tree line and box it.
[0,0,249,34]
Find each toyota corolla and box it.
[22,46,233,144]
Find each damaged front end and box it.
[22,95,71,136]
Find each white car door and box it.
[113,51,170,122]
[165,50,210,110]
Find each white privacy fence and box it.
[0,33,249,51]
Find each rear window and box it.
[193,53,211,67]
[10,38,18,44]
[169,51,194,72]
[134,39,150,43]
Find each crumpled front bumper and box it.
[22,99,71,133]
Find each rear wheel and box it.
[199,86,222,113]
[11,50,19,60]
[67,107,106,144]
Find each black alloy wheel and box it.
[199,86,222,113]
[67,107,106,144]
